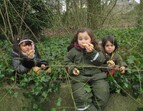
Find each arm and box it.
[64,49,76,75]
[12,57,30,74]
[116,54,127,74]
[86,50,105,65]
[116,54,127,67]
[34,47,49,68]
[83,43,105,65]
[21,57,35,68]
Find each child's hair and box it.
[67,28,99,51]
[102,35,118,52]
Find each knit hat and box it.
[18,38,33,45]
[18,38,35,50]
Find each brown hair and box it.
[67,28,99,51]
[102,35,118,52]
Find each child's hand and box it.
[27,50,35,59]
[41,64,47,70]
[83,43,94,53]
[73,68,80,75]
[120,66,126,74]
[107,60,115,67]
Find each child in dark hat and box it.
[12,37,51,75]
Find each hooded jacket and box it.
[64,43,107,80]
[12,38,48,74]
[102,52,127,75]
[104,52,127,67]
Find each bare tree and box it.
[137,0,143,29]
[87,0,101,29]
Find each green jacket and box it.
[64,47,107,80]
[104,52,127,67]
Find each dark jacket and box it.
[102,52,127,74]
[104,52,127,67]
[64,47,107,80]
[12,39,48,74]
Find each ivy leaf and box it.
[13,92,18,98]
[116,89,120,93]
[84,84,91,93]
[42,92,47,98]
[50,108,56,111]
[124,83,128,88]
[56,97,62,107]
[127,55,135,64]
[10,76,15,81]
[33,103,38,109]
[126,68,132,73]
[22,107,28,111]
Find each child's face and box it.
[77,31,91,48]
[105,41,115,54]
[19,42,32,53]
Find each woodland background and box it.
[0,0,143,111]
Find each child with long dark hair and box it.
[64,28,109,111]
[101,35,127,75]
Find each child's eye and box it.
[78,37,83,40]
[85,38,88,40]
[111,44,115,47]
[105,45,109,47]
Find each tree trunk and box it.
[87,0,101,29]
[137,1,143,29]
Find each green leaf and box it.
[127,55,135,64]
[13,92,18,98]
[42,92,47,98]
[50,108,56,111]
[22,107,28,111]
[56,97,62,107]
[10,76,15,81]
[33,103,38,109]
[124,83,129,88]
[84,84,91,93]
[116,89,120,93]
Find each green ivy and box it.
[0,28,142,110]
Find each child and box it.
[12,37,51,75]
[101,35,127,75]
[64,28,110,111]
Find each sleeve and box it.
[12,57,30,74]
[21,57,35,68]
[64,49,76,75]
[86,50,105,65]
[116,54,127,67]
[101,63,109,72]
[36,60,49,67]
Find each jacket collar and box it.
[74,42,85,52]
